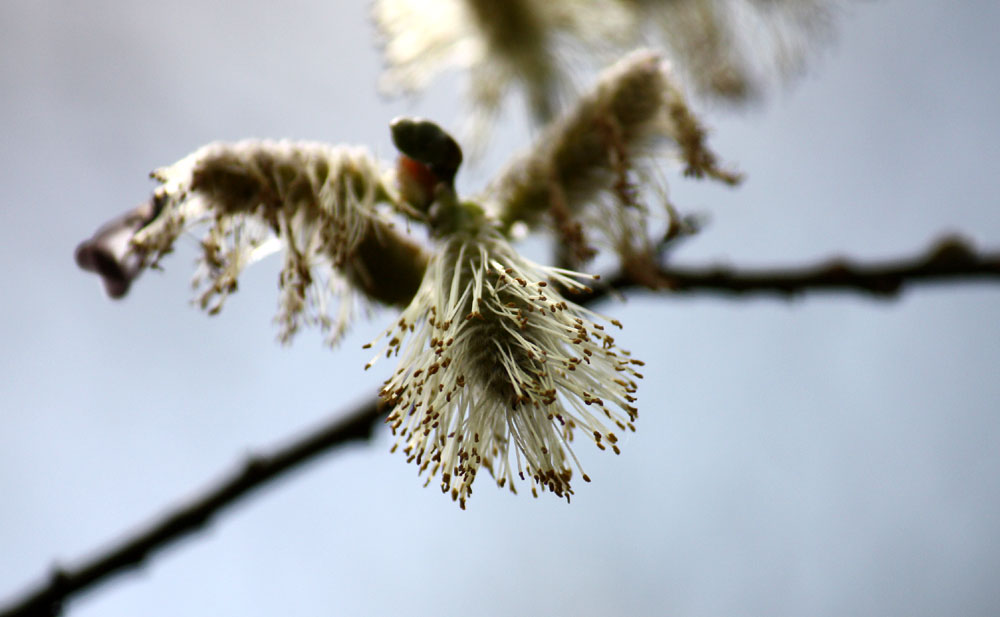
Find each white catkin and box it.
[373,0,836,128]
[374,0,634,143]
[366,217,641,508]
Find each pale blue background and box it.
[2,1,999,616]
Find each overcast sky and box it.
[1,1,999,616]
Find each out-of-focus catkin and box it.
[486,50,739,266]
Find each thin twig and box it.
[3,235,999,617]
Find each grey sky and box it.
[1,1,998,616]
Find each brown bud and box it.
[75,199,158,298]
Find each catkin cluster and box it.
[77,50,737,506]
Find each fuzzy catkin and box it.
[485,50,738,265]
[134,140,428,346]
[366,205,641,508]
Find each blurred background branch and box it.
[0,398,384,617]
[612,235,1000,300]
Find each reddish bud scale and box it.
[397,154,439,212]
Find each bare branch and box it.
[3,234,998,617]
[581,235,1000,304]
[0,398,384,617]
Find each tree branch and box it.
[0,398,384,617]
[667,235,1000,297]
[585,234,1000,304]
[3,235,998,617]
